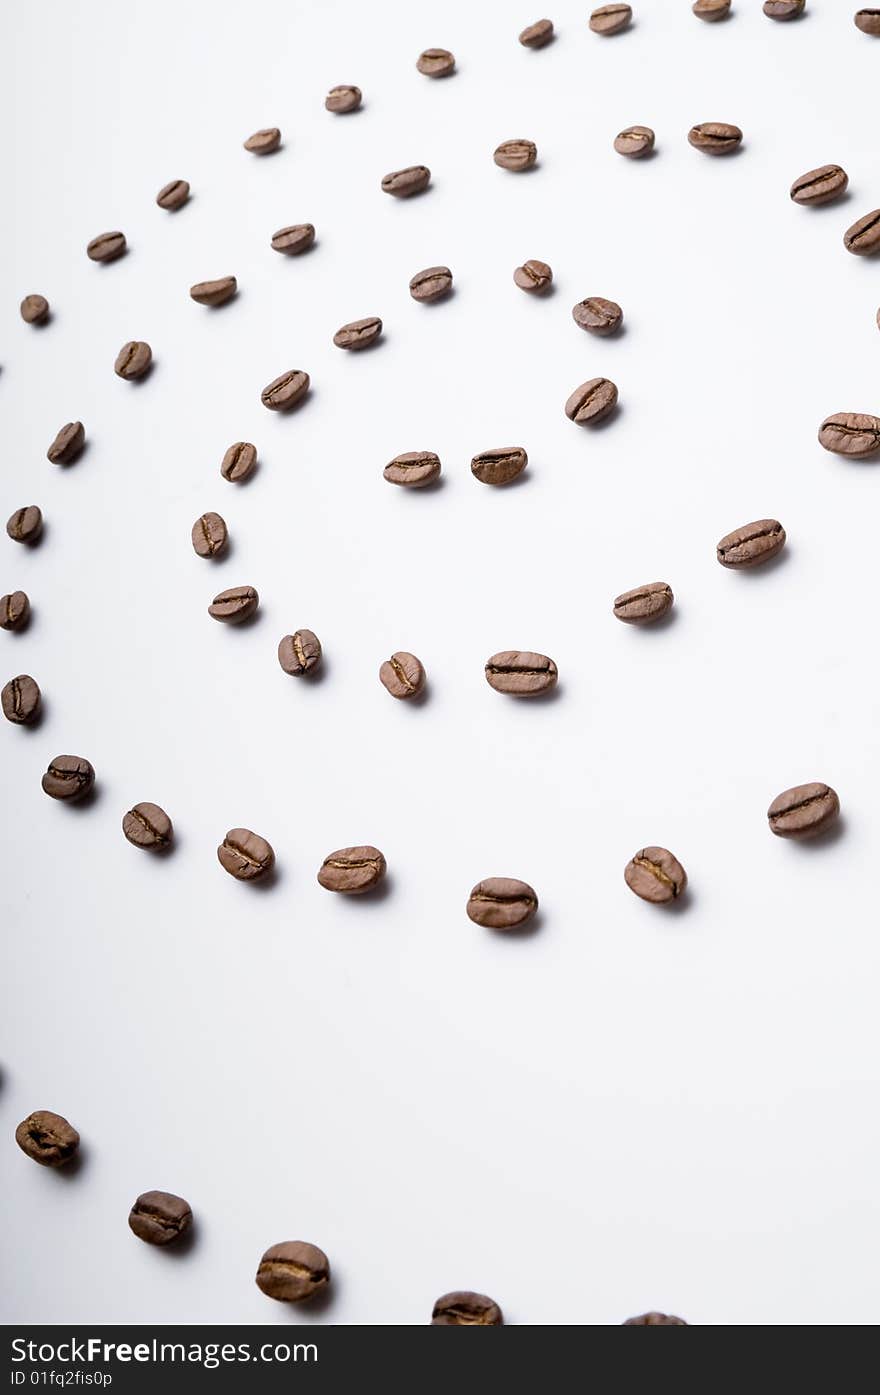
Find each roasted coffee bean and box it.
[220,441,258,482]
[379,651,425,699]
[191,511,228,557]
[416,48,455,77]
[466,878,538,930]
[6,505,43,543]
[87,230,126,262]
[47,421,85,465]
[818,412,880,457]
[485,650,557,696]
[261,369,310,410]
[20,294,49,324]
[0,591,29,631]
[208,585,258,623]
[381,165,431,197]
[271,223,315,254]
[156,179,190,210]
[519,18,555,46]
[128,1191,192,1245]
[494,139,537,171]
[844,209,880,256]
[513,259,552,292]
[767,782,839,839]
[565,377,618,424]
[278,629,322,675]
[790,164,848,206]
[693,0,730,18]
[384,451,442,487]
[624,1312,688,1325]
[256,1242,330,1302]
[244,127,280,153]
[589,4,632,34]
[855,9,880,34]
[317,846,387,893]
[122,802,173,850]
[431,1292,503,1326]
[333,316,383,350]
[326,84,362,113]
[2,674,40,724]
[409,266,453,301]
[764,0,803,16]
[614,125,655,158]
[190,275,237,306]
[42,755,94,801]
[613,582,673,624]
[717,519,785,568]
[688,122,742,154]
[471,446,528,486]
[217,828,275,880]
[114,340,152,380]
[624,847,687,904]
[572,296,623,336]
[15,1110,79,1167]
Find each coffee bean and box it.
[128,1191,192,1245]
[220,441,258,482]
[156,179,190,210]
[409,266,453,302]
[20,294,49,324]
[15,1110,79,1167]
[855,8,880,34]
[87,230,126,262]
[613,582,673,624]
[624,847,687,904]
[0,591,29,631]
[190,276,237,306]
[208,585,258,623]
[47,421,85,465]
[844,209,880,256]
[261,369,310,410]
[572,296,623,336]
[790,164,848,206]
[494,139,538,171]
[485,650,557,696]
[764,0,803,16]
[1,674,40,724]
[431,1292,503,1326]
[624,1312,688,1325]
[565,377,618,424]
[767,782,839,839]
[6,505,43,543]
[614,125,655,158]
[519,18,555,46]
[217,828,275,880]
[379,651,425,699]
[326,84,362,113]
[317,846,387,893]
[513,259,553,292]
[42,755,95,801]
[471,446,528,486]
[271,223,316,255]
[114,341,152,380]
[717,519,785,568]
[381,165,431,197]
[466,878,538,930]
[688,122,742,154]
[693,0,730,18]
[818,412,880,457]
[416,48,455,77]
[191,512,228,557]
[122,802,173,850]
[244,127,280,154]
[384,451,442,487]
[333,316,383,350]
[589,4,633,34]
[256,1242,330,1302]
[278,629,322,675]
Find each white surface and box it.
[2,0,879,1326]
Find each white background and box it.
[2,0,879,1326]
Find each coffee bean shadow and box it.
[214,535,235,561]
[585,403,623,432]
[29,313,53,329]
[244,863,282,894]
[341,874,394,906]
[803,190,853,212]
[493,908,544,940]
[297,654,331,686]
[145,834,180,861]
[632,606,679,634]
[53,1146,87,1181]
[61,441,90,469]
[227,607,263,630]
[401,473,445,493]
[491,470,530,490]
[25,519,48,547]
[226,463,260,488]
[788,814,847,851]
[732,547,791,579]
[624,147,658,163]
[517,681,563,704]
[405,681,431,708]
[8,608,34,635]
[661,886,695,917]
[156,1220,199,1259]
[19,701,46,733]
[123,361,156,387]
[274,389,314,418]
[280,1278,340,1321]
[203,291,240,310]
[64,784,101,813]
[97,249,129,266]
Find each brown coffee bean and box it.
[208,585,258,623]
[379,651,425,699]
[614,126,655,158]
[573,296,623,336]
[191,512,228,557]
[20,294,49,324]
[333,316,383,350]
[244,127,280,154]
[485,650,557,696]
[565,377,618,424]
[0,591,30,631]
[122,802,173,850]
[42,755,95,802]
[519,18,555,46]
[6,505,43,543]
[855,9,880,34]
[217,828,275,880]
[409,266,453,302]
[613,582,673,624]
[2,674,40,724]
[589,4,633,34]
[47,421,85,465]
[431,1292,503,1326]
[128,1191,192,1245]
[381,166,431,197]
[190,276,237,306]
[261,369,310,410]
[114,341,152,380]
[15,1110,79,1167]
[818,412,880,457]
[844,209,880,256]
[271,223,316,255]
[416,48,455,77]
[693,0,730,18]
[156,179,190,210]
[471,446,528,486]
[278,629,322,675]
[717,519,785,568]
[326,84,362,113]
[688,122,742,154]
[256,1242,330,1302]
[220,441,258,482]
[384,451,442,487]
[767,782,839,839]
[466,878,538,930]
[513,259,553,292]
[624,1312,688,1325]
[494,139,538,171]
[87,230,126,262]
[317,846,386,893]
[624,847,687,904]
[764,0,803,16]
[790,164,848,206]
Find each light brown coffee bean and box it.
[432,1292,503,1325]
[326,84,362,113]
[6,505,43,543]
[409,266,453,302]
[589,4,633,34]
[471,446,528,486]
[764,0,803,17]
[218,828,275,879]
[613,582,673,624]
[855,9,880,34]
[0,591,30,631]
[716,519,785,568]
[688,122,742,154]
[244,127,280,154]
[317,846,386,893]
[818,413,880,457]
[844,209,880,256]
[384,451,442,487]
[221,441,258,482]
[191,512,228,557]
[624,847,687,904]
[466,878,538,930]
[271,223,315,255]
[519,18,555,46]
[114,341,152,380]
[47,421,85,465]
[485,650,557,696]
[42,755,95,801]
[494,139,538,171]
[20,294,49,324]
[2,674,40,724]
[381,166,431,197]
[333,316,383,350]
[256,1242,330,1302]
[128,1191,192,1245]
[767,782,839,839]
[15,1110,80,1167]
[614,125,655,158]
[565,378,618,424]
[278,629,322,675]
[190,276,237,306]
[156,179,190,210]
[790,164,848,206]
[693,0,730,18]
[513,259,553,292]
[379,651,425,699]
[122,802,173,850]
[208,585,258,623]
[572,296,623,336]
[87,230,126,262]
[624,1312,688,1325]
[261,369,310,411]
[416,48,455,77]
